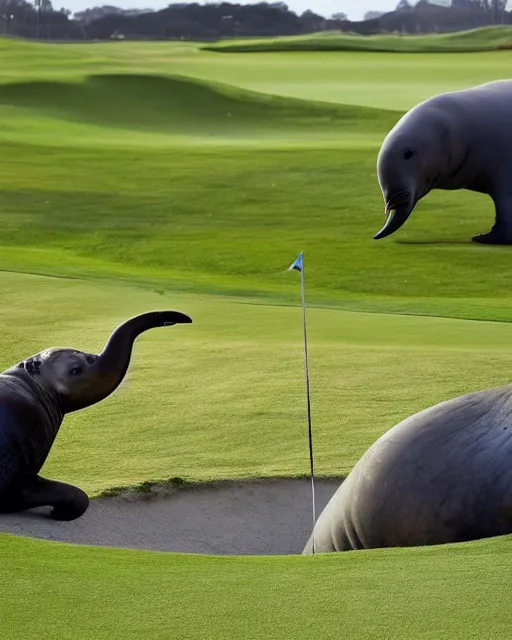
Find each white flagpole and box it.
[289,252,317,554]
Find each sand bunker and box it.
[0,478,341,555]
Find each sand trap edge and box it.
[0,477,344,556]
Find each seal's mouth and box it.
[374,191,415,240]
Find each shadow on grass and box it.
[395,239,474,245]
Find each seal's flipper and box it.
[0,475,89,521]
[472,194,512,245]
[471,230,512,245]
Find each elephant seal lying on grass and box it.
[304,385,512,553]
[0,311,191,521]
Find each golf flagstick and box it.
[288,251,317,554]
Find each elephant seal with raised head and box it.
[303,384,512,554]
[0,310,192,521]
[374,80,512,244]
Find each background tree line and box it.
[355,1,511,36]
[0,1,511,42]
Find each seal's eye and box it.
[69,366,83,376]
[404,150,414,160]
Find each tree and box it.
[483,0,508,23]
[330,12,347,20]
[36,0,53,11]
[454,0,508,22]
[269,2,289,11]
[364,10,385,20]
[84,3,306,40]
[396,0,412,9]
[74,5,150,23]
[299,9,325,31]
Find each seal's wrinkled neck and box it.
[4,364,64,440]
[428,100,480,191]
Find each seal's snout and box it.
[374,203,414,240]
[160,311,193,326]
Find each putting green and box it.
[0,270,510,495]
[1,33,512,640]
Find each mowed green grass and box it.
[0,39,512,492]
[0,75,511,322]
[207,25,512,53]
[2,271,512,494]
[1,33,512,110]
[2,533,512,640]
[2,36,512,640]
[0,73,393,146]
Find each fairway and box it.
[206,26,512,53]
[2,30,512,639]
[1,271,512,495]
[1,35,512,110]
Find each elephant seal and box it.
[303,384,512,554]
[0,310,192,521]
[374,80,512,244]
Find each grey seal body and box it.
[303,385,512,554]
[0,311,192,521]
[375,80,512,244]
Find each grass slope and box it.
[2,36,512,110]
[2,272,512,494]
[1,533,512,639]
[1,33,512,640]
[2,114,512,322]
[0,73,395,144]
[206,26,512,53]
[0,41,511,497]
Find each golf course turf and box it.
[2,532,512,640]
[2,27,512,638]
[205,25,512,53]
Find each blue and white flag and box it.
[288,252,303,272]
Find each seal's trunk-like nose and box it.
[94,311,192,400]
[374,204,414,240]
[65,311,192,413]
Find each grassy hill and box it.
[0,73,396,141]
[205,26,512,53]
[0,70,511,319]
[0,38,511,494]
[1,272,512,495]
[1,34,512,640]
[2,34,512,111]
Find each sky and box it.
[53,0,402,20]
